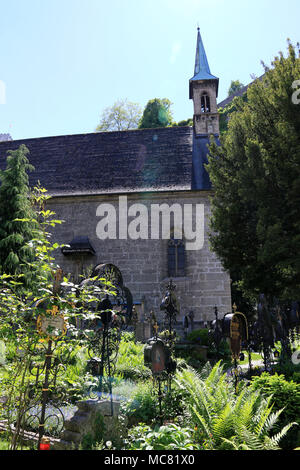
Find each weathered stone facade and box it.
[192,81,220,135]
[47,190,231,324]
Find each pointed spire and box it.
[191,28,218,82]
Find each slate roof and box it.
[0,127,196,197]
[217,84,249,109]
[217,74,265,109]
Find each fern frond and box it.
[268,422,298,448]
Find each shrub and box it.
[125,423,200,450]
[115,363,151,382]
[121,381,158,424]
[273,358,300,383]
[292,372,300,384]
[163,387,186,424]
[187,329,209,345]
[251,372,300,449]
[174,350,205,370]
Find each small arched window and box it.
[168,238,185,277]
[201,93,211,113]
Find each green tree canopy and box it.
[0,144,36,279]
[176,118,193,127]
[96,99,142,132]
[207,41,300,301]
[218,93,248,135]
[228,80,245,97]
[139,98,174,129]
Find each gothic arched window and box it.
[201,93,211,113]
[168,238,185,277]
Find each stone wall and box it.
[54,400,122,450]
[47,190,231,323]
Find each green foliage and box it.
[218,93,248,134]
[228,79,245,97]
[139,98,174,129]
[162,387,186,424]
[115,333,150,381]
[207,41,300,300]
[125,423,200,450]
[208,338,231,361]
[174,118,193,127]
[251,372,300,449]
[0,433,31,450]
[111,380,138,403]
[96,99,142,132]
[175,362,295,450]
[117,333,145,366]
[80,411,105,450]
[273,357,300,383]
[187,328,209,345]
[115,364,151,382]
[121,381,158,424]
[0,341,6,366]
[0,145,36,281]
[173,350,204,370]
[58,351,96,404]
[292,371,300,384]
[0,186,116,449]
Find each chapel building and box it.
[0,29,232,327]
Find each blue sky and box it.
[0,0,299,140]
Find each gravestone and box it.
[53,400,123,450]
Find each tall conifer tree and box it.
[0,145,36,280]
[207,41,300,301]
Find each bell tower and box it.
[189,28,219,136]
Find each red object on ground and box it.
[39,437,50,450]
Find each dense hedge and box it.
[251,372,300,449]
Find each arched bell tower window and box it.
[201,93,211,113]
[168,238,185,277]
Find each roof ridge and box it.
[0,126,192,145]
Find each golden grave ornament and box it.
[37,304,67,342]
